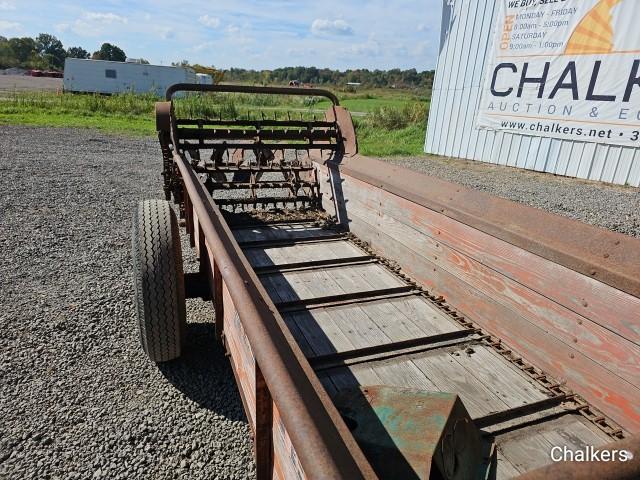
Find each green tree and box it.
[0,37,13,68]
[8,37,37,64]
[92,43,126,62]
[35,33,65,68]
[66,46,90,59]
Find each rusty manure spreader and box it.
[131,84,640,479]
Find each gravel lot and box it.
[384,155,640,238]
[0,126,255,479]
[1,125,638,479]
[0,75,62,93]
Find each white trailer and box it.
[63,58,197,96]
[195,73,213,85]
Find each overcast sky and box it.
[0,0,442,71]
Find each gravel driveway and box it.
[0,126,255,479]
[384,155,640,238]
[1,125,637,479]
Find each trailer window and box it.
[105,69,117,79]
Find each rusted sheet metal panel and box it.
[516,435,640,480]
[333,386,486,479]
[175,154,375,479]
[314,163,640,432]
[323,154,640,299]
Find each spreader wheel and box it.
[132,199,186,362]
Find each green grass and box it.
[358,123,426,156]
[0,88,429,156]
[0,111,154,136]
[316,96,413,114]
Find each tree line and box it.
[0,33,130,70]
[0,32,433,90]
[223,67,434,90]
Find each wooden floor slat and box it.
[244,240,364,267]
[239,221,619,479]
[282,296,463,357]
[496,414,612,475]
[233,223,337,243]
[261,263,405,302]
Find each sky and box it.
[0,0,443,71]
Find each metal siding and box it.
[425,0,640,187]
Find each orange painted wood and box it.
[272,405,307,480]
[342,189,640,386]
[337,173,640,347]
[345,212,640,433]
[322,155,640,298]
[222,282,257,429]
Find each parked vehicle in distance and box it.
[63,58,196,95]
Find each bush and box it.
[365,101,429,130]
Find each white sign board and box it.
[477,0,640,146]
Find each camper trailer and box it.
[195,73,213,85]
[63,58,196,95]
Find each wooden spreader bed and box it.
[131,84,640,479]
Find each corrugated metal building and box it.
[425,0,640,187]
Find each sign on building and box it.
[477,0,639,147]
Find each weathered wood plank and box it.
[342,189,640,386]
[261,264,405,302]
[344,213,640,432]
[244,240,363,267]
[498,430,554,474]
[341,173,640,348]
[233,223,336,243]
[539,415,611,450]
[329,303,394,349]
[372,296,462,337]
[281,312,316,357]
[367,360,440,391]
[285,309,353,356]
[495,414,612,477]
[411,351,512,418]
[451,345,549,407]
[495,450,522,479]
[324,364,384,392]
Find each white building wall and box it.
[425,0,640,187]
[63,59,196,97]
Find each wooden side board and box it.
[316,160,640,433]
[331,155,640,298]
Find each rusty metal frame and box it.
[252,255,375,275]
[171,151,376,479]
[165,83,341,105]
[154,83,639,478]
[308,328,483,369]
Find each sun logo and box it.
[565,0,623,54]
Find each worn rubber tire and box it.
[132,199,186,362]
